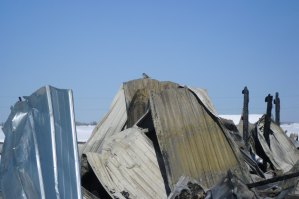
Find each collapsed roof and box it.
[253,116,299,174]
[1,77,299,199]
[81,78,253,198]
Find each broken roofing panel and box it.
[0,86,81,199]
[188,87,218,117]
[86,127,167,199]
[82,79,179,151]
[126,88,151,128]
[123,78,179,110]
[149,87,250,190]
[255,116,299,173]
[125,79,179,128]
[206,171,257,199]
[82,86,127,154]
[82,187,99,199]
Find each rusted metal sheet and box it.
[123,78,179,109]
[256,116,299,173]
[86,127,167,199]
[126,88,151,128]
[149,87,250,189]
[82,86,127,154]
[124,79,179,127]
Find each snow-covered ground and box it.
[219,114,299,136]
[219,114,263,124]
[76,125,95,142]
[0,125,95,142]
[1,120,299,143]
[281,123,299,136]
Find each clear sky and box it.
[0,1,298,123]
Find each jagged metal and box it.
[242,86,249,150]
[264,94,273,148]
[0,86,82,199]
[256,116,299,173]
[274,92,280,126]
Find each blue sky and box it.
[0,1,298,123]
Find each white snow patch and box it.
[0,126,4,142]
[219,114,263,125]
[1,123,298,142]
[281,123,299,137]
[76,125,95,142]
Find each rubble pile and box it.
[1,77,299,199]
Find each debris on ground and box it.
[1,77,299,199]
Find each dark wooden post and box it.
[274,92,280,126]
[264,94,273,148]
[242,86,249,149]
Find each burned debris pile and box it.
[1,78,299,199]
[80,78,250,198]
[80,78,299,198]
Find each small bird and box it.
[18,97,22,102]
[142,73,150,79]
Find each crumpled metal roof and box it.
[80,77,299,198]
[82,86,127,154]
[206,170,257,199]
[124,79,179,128]
[123,78,179,109]
[2,77,299,198]
[256,116,299,173]
[86,127,167,199]
[188,87,218,116]
[149,87,251,189]
[81,79,255,198]
[0,86,81,199]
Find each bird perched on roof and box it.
[142,73,150,79]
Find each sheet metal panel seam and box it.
[28,112,46,199]
[217,120,252,183]
[189,87,251,183]
[68,90,82,199]
[149,91,173,189]
[46,86,60,199]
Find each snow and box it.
[1,122,298,142]
[0,127,4,142]
[76,125,95,142]
[219,114,299,136]
[219,114,263,125]
[281,123,299,136]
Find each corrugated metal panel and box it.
[149,87,248,189]
[124,78,179,109]
[86,127,167,199]
[82,86,127,154]
[0,86,81,199]
[124,79,179,127]
[188,87,218,116]
[126,88,150,128]
[82,187,100,199]
[256,116,299,173]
